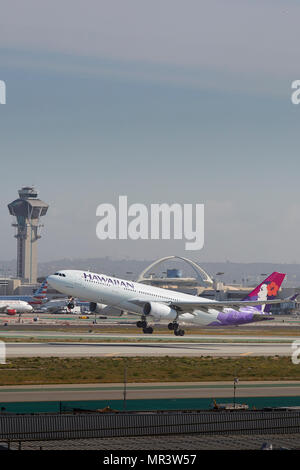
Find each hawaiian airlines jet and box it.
[47,270,286,336]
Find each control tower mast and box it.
[8,187,49,284]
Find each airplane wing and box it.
[129,298,284,313]
[169,299,284,312]
[45,306,63,313]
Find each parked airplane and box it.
[47,270,286,335]
[0,300,33,315]
[0,280,48,306]
[40,296,89,314]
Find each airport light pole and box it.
[215,272,225,300]
[233,377,239,409]
[123,362,127,411]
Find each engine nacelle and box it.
[6,309,17,316]
[143,302,177,320]
[89,302,106,313]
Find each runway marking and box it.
[5,342,291,358]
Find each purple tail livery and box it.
[209,272,286,326]
[242,272,286,313]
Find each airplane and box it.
[0,300,33,315]
[40,296,89,314]
[39,298,71,313]
[0,280,48,306]
[47,270,286,335]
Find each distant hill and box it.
[37,258,300,287]
[2,257,300,287]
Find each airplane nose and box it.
[47,275,58,289]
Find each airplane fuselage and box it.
[0,295,45,305]
[47,270,271,327]
[0,300,33,314]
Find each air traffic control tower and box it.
[8,187,49,284]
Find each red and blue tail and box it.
[33,280,48,300]
[242,272,285,313]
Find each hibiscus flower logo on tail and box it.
[267,281,279,297]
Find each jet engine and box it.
[143,302,177,320]
[6,309,17,315]
[89,302,106,313]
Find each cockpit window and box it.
[54,272,66,277]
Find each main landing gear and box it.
[136,318,184,336]
[168,322,185,336]
[136,319,153,334]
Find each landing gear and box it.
[137,318,153,334]
[168,322,179,331]
[174,329,185,336]
[143,326,153,334]
[168,322,184,336]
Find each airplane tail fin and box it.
[242,272,285,313]
[33,280,48,300]
[287,293,299,302]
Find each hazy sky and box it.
[0,0,300,263]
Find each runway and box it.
[0,330,298,343]
[4,340,294,357]
[0,381,300,402]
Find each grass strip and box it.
[0,356,300,385]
